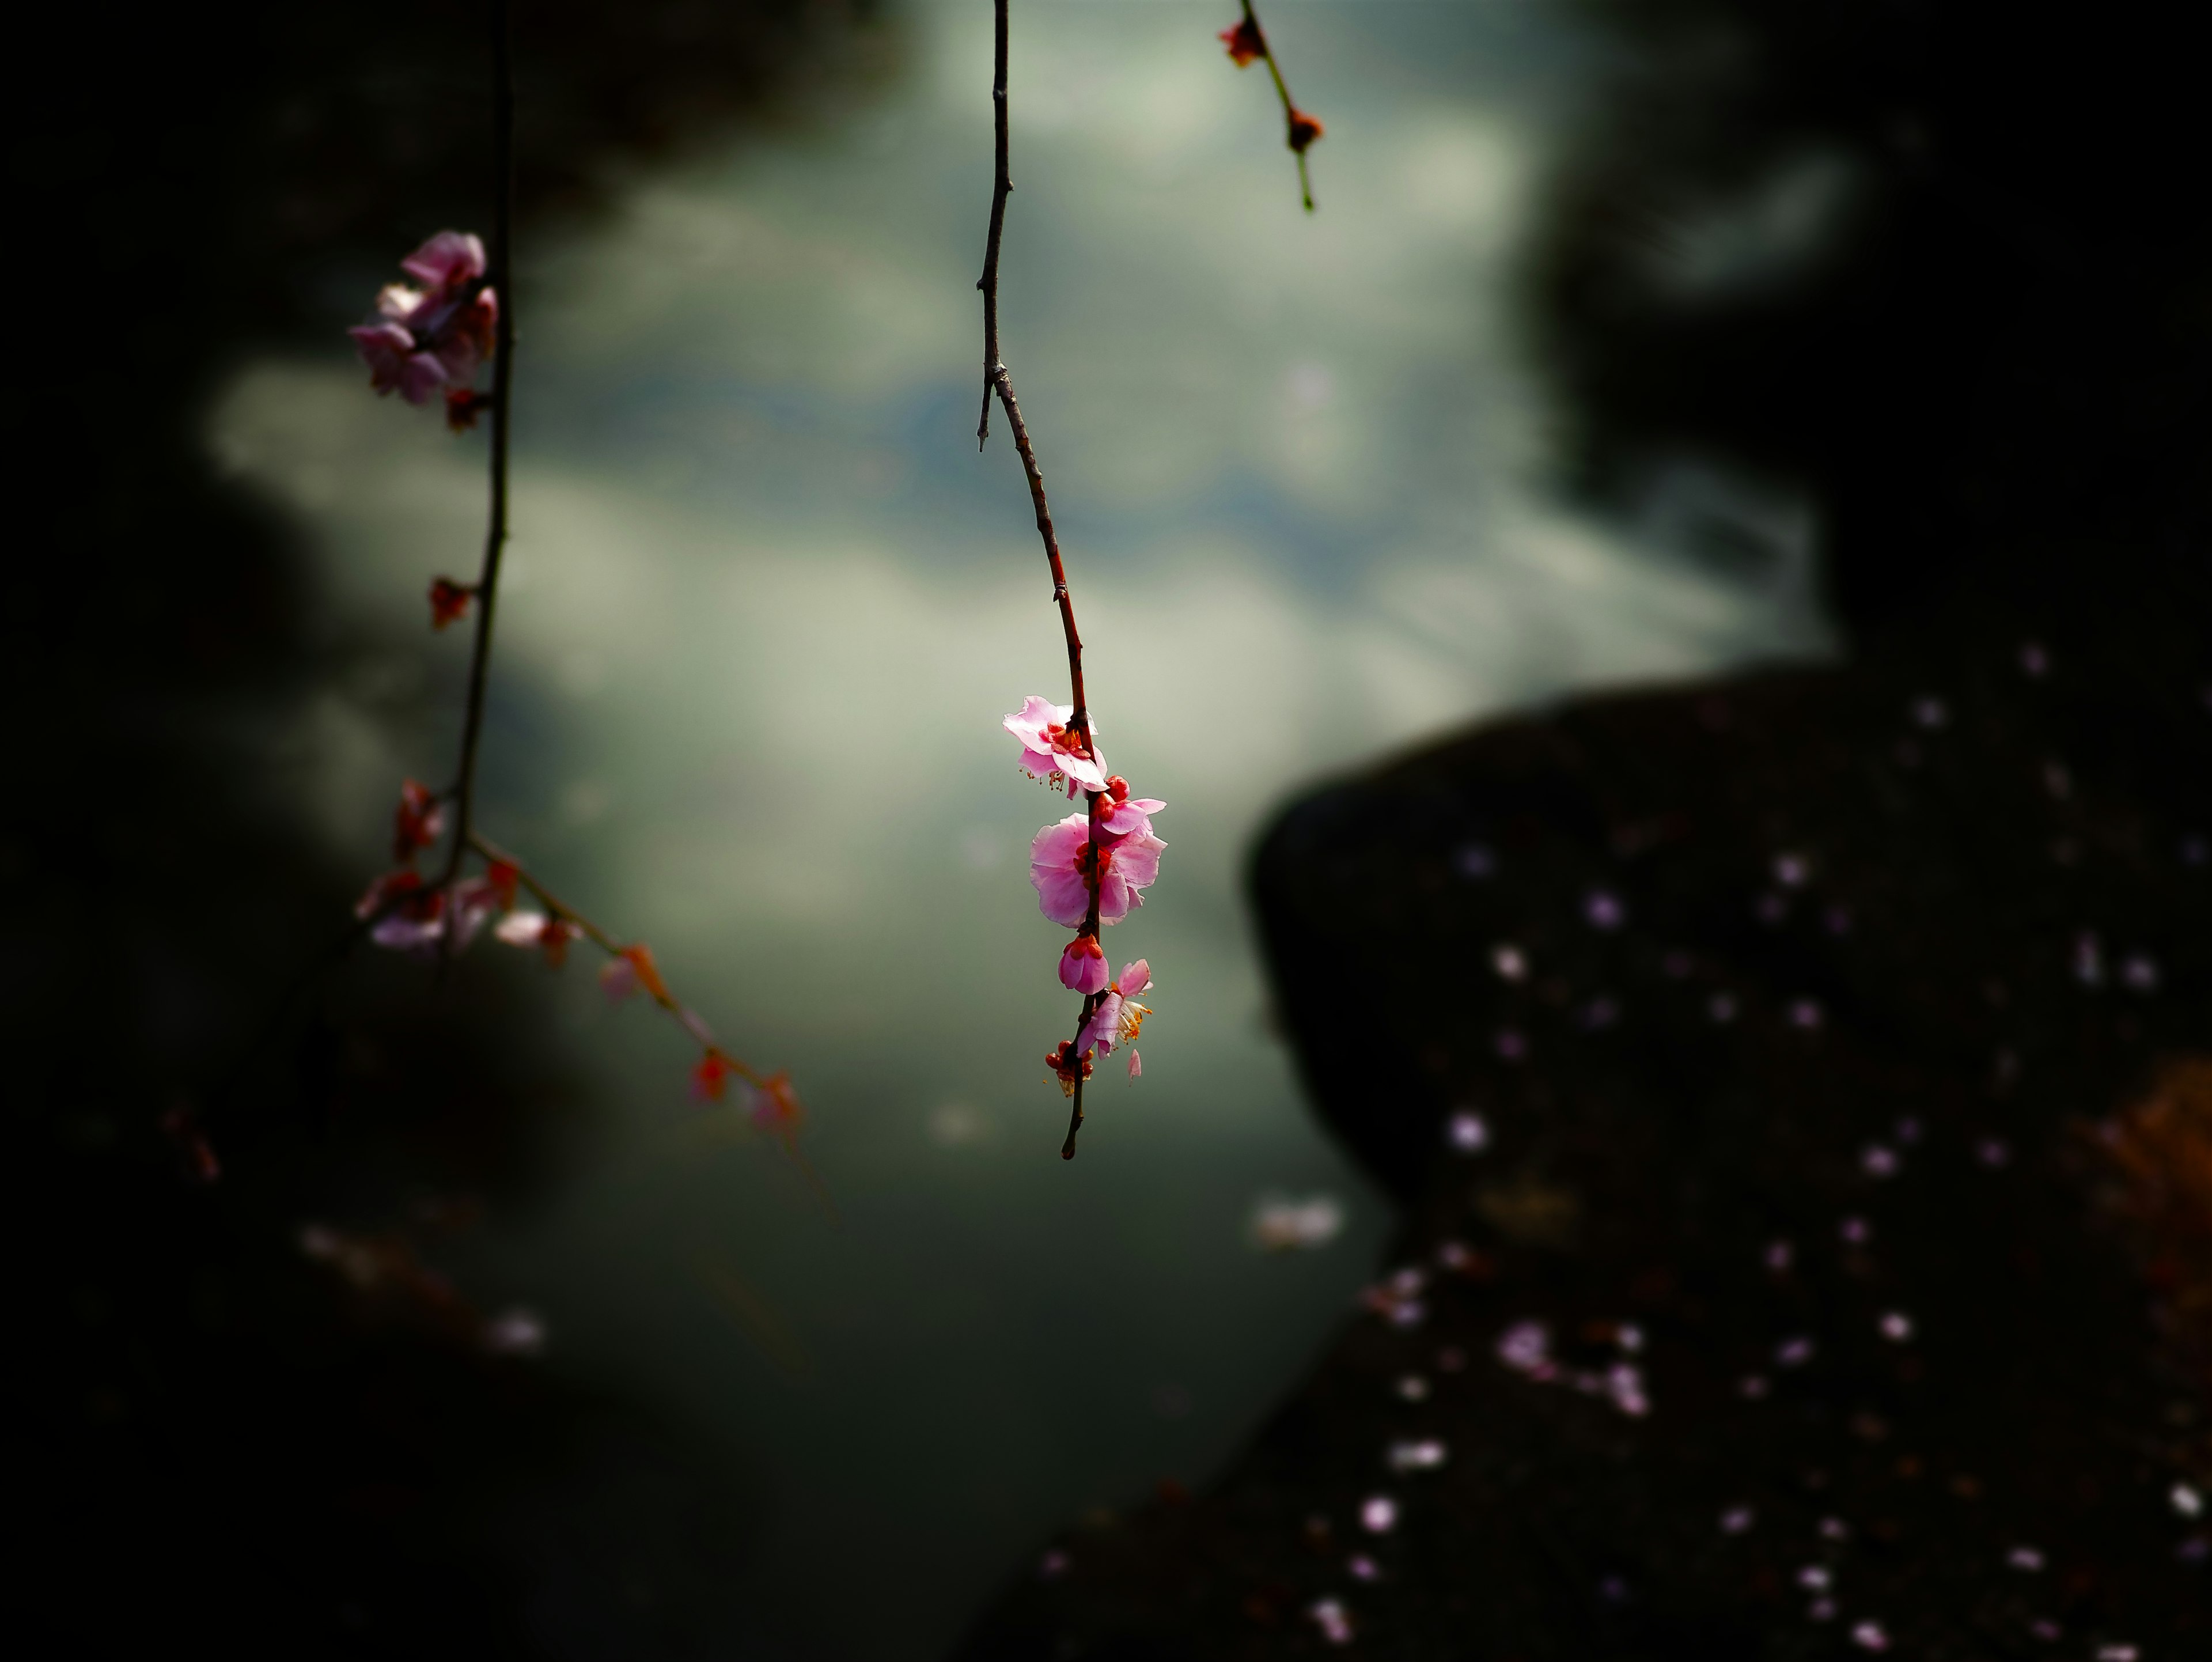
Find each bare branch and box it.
[1235,0,1321,213]
[439,0,518,933]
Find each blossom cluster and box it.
[354,779,523,954]
[348,230,498,427]
[1005,697,1165,1096]
[349,780,799,1139]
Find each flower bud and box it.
[1219,18,1264,67]
[1059,933,1110,993]
[429,577,475,631]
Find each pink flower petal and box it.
[399,351,448,404]
[349,322,417,393]
[1080,992,1123,1054]
[1099,796,1165,836]
[1029,816,1095,927]
[400,229,488,290]
[1126,1049,1141,1078]
[1059,749,1109,793]
[1005,694,1066,735]
[370,914,443,952]
[1096,831,1165,921]
[1116,959,1152,997]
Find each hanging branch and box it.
[1220,0,1324,211]
[197,0,797,1167]
[463,832,802,1139]
[980,0,1163,1160]
[976,0,1096,1159]
[436,0,520,926]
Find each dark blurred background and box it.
[5,0,2204,1655]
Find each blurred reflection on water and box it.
[206,2,1827,1652]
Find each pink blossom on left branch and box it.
[348,230,498,410]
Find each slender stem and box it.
[465,831,770,1090]
[1060,792,1108,1161]
[978,0,1103,1157]
[976,0,1009,449]
[1240,0,1315,213]
[471,831,819,1203]
[441,0,517,917]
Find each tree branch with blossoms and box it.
[330,0,795,1150]
[979,0,1165,1160]
[1219,0,1324,211]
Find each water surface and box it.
[209,3,1827,1652]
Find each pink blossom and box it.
[1029,814,1165,927]
[372,895,445,952]
[357,870,509,955]
[1004,695,1109,795]
[1078,960,1153,1057]
[1497,1320,1554,1379]
[350,232,497,408]
[1059,933,1109,993]
[1308,1596,1353,1645]
[400,230,487,290]
[349,322,448,404]
[422,286,498,384]
[495,910,582,967]
[357,869,444,951]
[1097,782,1166,838]
[444,874,509,949]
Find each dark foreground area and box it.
[956,577,2211,1657]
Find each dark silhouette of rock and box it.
[953,585,2211,1661]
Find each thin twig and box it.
[465,831,771,1090]
[1239,0,1317,213]
[976,0,1103,1159]
[976,0,1009,450]
[440,0,518,929]
[467,830,823,1209]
